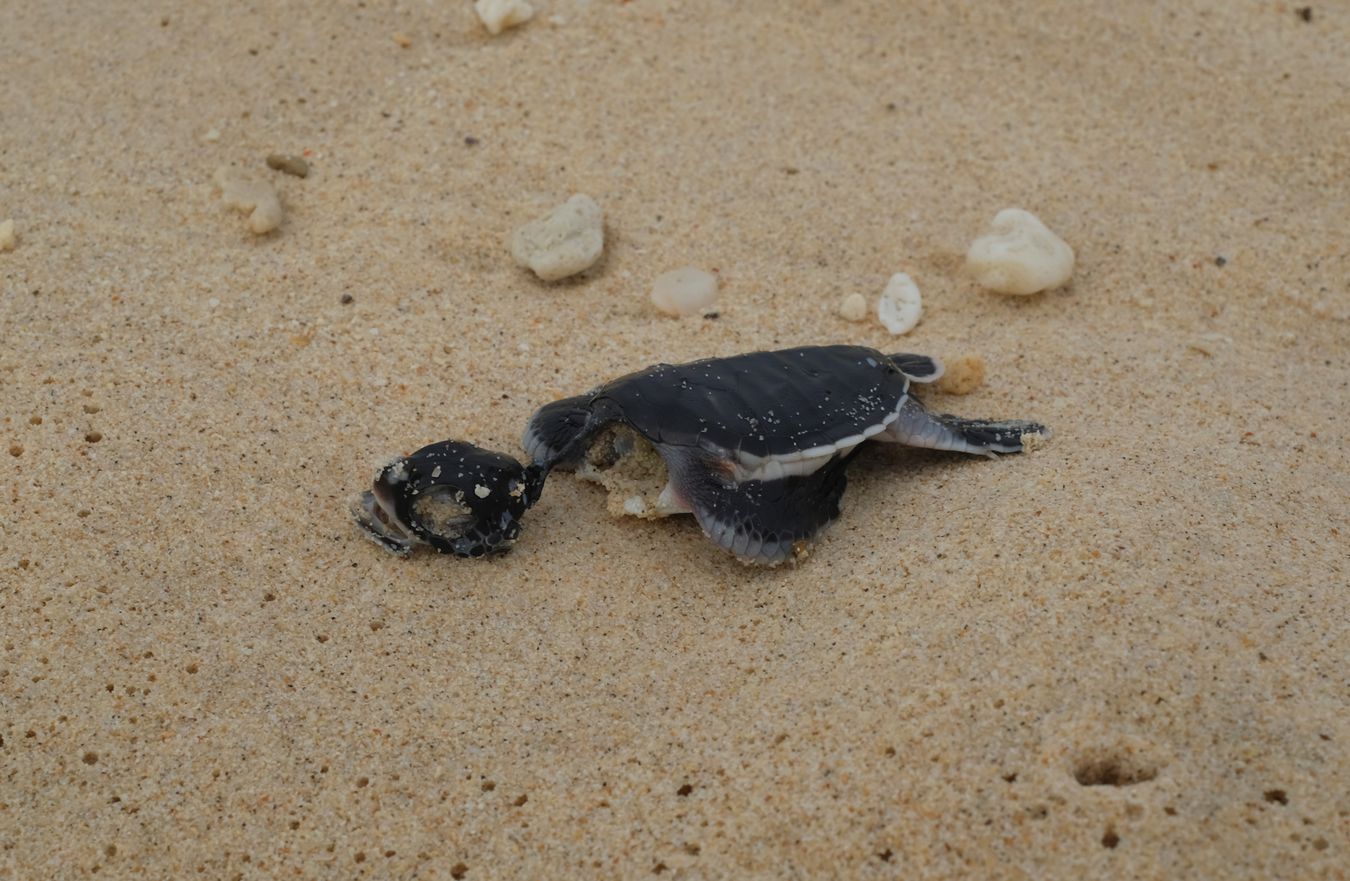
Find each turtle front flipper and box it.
[522,394,596,468]
[663,447,855,565]
[882,396,1048,457]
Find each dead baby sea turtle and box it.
[355,345,1048,564]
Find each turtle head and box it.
[354,440,545,557]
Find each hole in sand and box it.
[1264,789,1289,805]
[1073,754,1159,787]
[85,431,103,443]
[1102,828,1120,849]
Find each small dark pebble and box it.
[703,312,720,320]
[1297,6,1312,22]
[885,102,897,111]
[340,294,354,305]
[267,153,310,178]
[464,136,480,146]
[1214,256,1227,267]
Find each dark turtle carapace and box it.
[354,345,1048,564]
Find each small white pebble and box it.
[204,127,221,142]
[839,292,868,322]
[511,194,604,281]
[651,267,718,317]
[207,297,221,308]
[0,219,16,252]
[623,496,646,516]
[213,167,283,234]
[966,208,1074,295]
[475,0,534,35]
[474,484,491,499]
[877,273,922,335]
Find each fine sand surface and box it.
[2,2,1347,878]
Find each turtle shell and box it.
[594,345,911,466]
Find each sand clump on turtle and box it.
[355,345,1049,565]
[575,425,677,519]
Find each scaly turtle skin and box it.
[355,345,1048,563]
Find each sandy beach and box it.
[2,1,1347,877]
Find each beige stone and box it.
[213,166,283,234]
[651,266,718,316]
[475,0,534,36]
[511,194,604,281]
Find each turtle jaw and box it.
[352,478,417,556]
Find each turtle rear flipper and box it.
[883,396,1047,458]
[663,447,854,565]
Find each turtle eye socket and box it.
[405,486,478,541]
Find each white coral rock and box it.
[966,208,1074,295]
[877,273,922,335]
